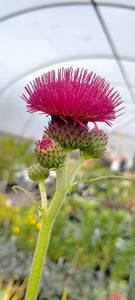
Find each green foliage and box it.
[0,170,135,282]
[0,134,34,182]
[0,193,39,251]
[0,158,135,299]
[39,261,127,300]
[0,239,33,280]
[0,239,127,300]
[48,192,135,281]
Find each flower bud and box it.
[28,163,49,183]
[80,129,107,159]
[35,137,66,169]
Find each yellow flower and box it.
[12,227,20,234]
[36,222,41,230]
[30,219,36,225]
[28,215,34,220]
[28,215,36,225]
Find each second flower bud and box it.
[35,137,66,170]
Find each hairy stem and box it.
[24,212,53,300]
[24,156,69,300]
[39,181,47,211]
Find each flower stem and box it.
[47,164,67,222]
[39,181,47,211]
[24,212,53,300]
[24,156,69,300]
[67,156,86,188]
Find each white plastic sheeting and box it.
[0,1,135,159]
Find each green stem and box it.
[67,156,86,188]
[85,175,133,183]
[24,156,69,300]
[39,181,47,211]
[47,164,67,222]
[71,174,133,189]
[24,212,53,300]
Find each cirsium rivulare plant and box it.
[21,67,125,300]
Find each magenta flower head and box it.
[22,67,123,129]
[108,293,122,300]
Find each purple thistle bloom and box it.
[22,67,123,129]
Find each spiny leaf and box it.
[12,185,42,210]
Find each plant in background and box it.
[1,276,28,300]
[20,67,124,300]
[0,193,42,251]
[0,135,33,183]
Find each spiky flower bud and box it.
[80,129,108,159]
[44,117,90,151]
[28,163,49,183]
[35,137,66,169]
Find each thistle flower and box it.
[35,137,66,169]
[22,67,123,129]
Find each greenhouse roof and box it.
[0,0,135,156]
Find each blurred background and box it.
[0,1,135,299]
